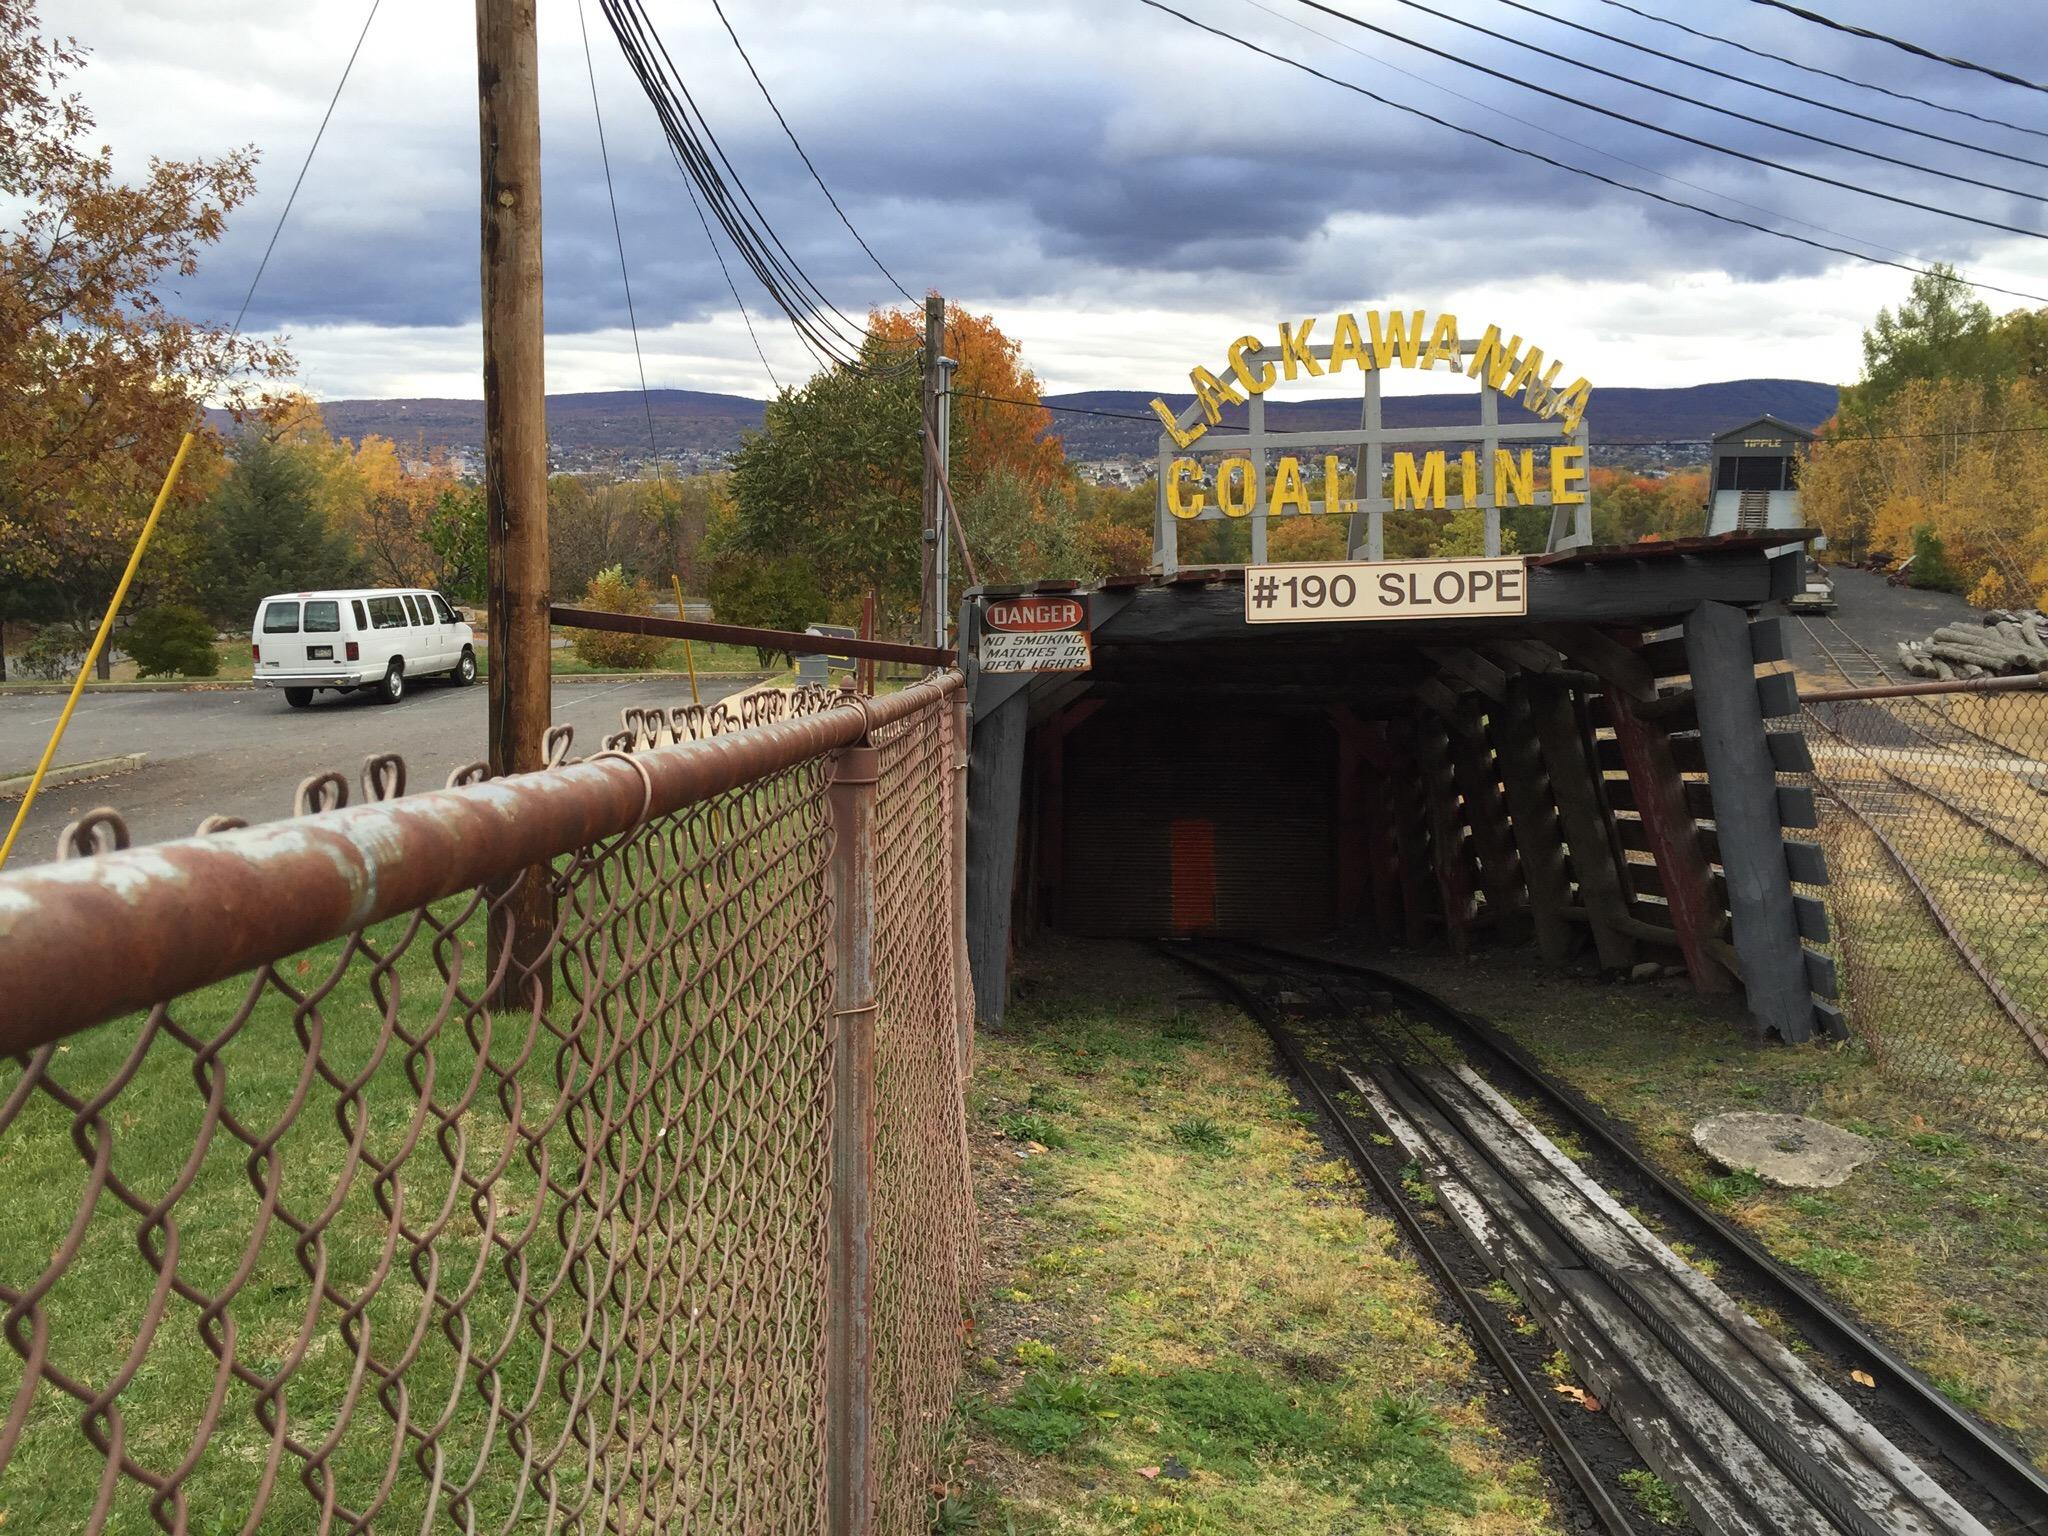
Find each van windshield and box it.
[262,602,300,634]
[303,600,340,633]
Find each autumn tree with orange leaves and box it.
[722,301,1093,632]
[0,0,289,624]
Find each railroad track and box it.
[1790,624,2048,1071]
[1798,617,2018,760]
[1167,939,2048,1536]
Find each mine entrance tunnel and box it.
[965,533,1838,1044]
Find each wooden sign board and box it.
[1244,557,1528,623]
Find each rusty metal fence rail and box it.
[1799,674,2048,1135]
[0,674,976,1534]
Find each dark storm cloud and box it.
[50,0,2048,346]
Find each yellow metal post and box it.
[0,431,199,871]
[671,573,700,704]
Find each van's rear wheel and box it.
[378,661,405,704]
[284,687,313,709]
[449,647,476,686]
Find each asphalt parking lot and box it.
[0,673,764,866]
[1782,563,1978,682]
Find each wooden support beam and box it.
[1422,646,1509,702]
[1599,729,1814,778]
[1528,677,1638,970]
[1033,698,1103,928]
[1686,601,1814,1042]
[1479,638,1564,674]
[1607,691,1738,993]
[1388,719,1436,947]
[1492,678,1576,966]
[1362,722,1401,940]
[1413,676,1470,729]
[1448,697,1525,942]
[1534,624,1657,702]
[1331,707,1374,935]
[1417,716,1474,954]
[1784,839,1829,887]
[966,687,1029,1027]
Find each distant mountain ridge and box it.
[260,378,1838,464]
[1041,379,1839,458]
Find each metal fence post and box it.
[950,686,975,1080]
[826,731,880,1536]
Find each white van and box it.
[252,588,478,707]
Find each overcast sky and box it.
[43,0,2048,401]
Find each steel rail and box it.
[1812,772,2048,1075]
[1333,1001,1913,1536]
[1792,656,2048,1074]
[1212,938,2048,1532]
[1184,942,1974,1536]
[1800,707,2048,881]
[1157,943,1644,1536]
[1799,617,2025,759]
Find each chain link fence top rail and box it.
[0,673,974,1534]
[1800,678,2048,1136]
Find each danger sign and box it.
[979,593,1090,673]
[985,596,1085,633]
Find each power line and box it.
[1290,0,2048,238]
[1481,0,2048,175]
[576,0,658,457]
[676,156,784,394]
[964,386,2048,448]
[956,390,1156,422]
[707,0,915,303]
[1137,1,2048,306]
[1592,0,2048,145]
[1238,0,1951,279]
[600,0,871,369]
[229,0,382,340]
[1745,1,2048,96]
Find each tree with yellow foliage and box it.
[1804,270,2048,602]
[0,0,288,624]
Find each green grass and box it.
[942,938,1559,1534]
[1618,1469,1688,1527]
[1378,948,2048,1472]
[0,805,834,1531]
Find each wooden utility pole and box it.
[920,294,944,649]
[476,0,554,982]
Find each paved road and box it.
[0,674,764,866]
[1784,565,1980,682]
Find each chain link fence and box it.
[0,675,976,1534]
[1802,676,2048,1136]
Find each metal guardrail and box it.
[0,674,975,1534]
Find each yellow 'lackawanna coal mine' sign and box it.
[1149,310,1591,521]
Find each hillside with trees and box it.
[1803,265,2048,605]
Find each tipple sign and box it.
[1244,557,1529,624]
[979,595,1091,673]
